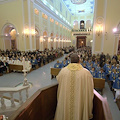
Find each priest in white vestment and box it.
[54,53,94,120]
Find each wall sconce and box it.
[23,28,29,37]
[23,28,35,37]
[31,29,35,37]
[43,39,46,41]
[113,28,117,33]
[50,39,53,42]
[95,25,103,36]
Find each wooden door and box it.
[77,36,86,49]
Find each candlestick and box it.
[23,57,25,70]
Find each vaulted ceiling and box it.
[62,0,95,15]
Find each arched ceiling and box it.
[62,0,95,15]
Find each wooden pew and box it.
[50,68,61,79]
[93,78,105,94]
[9,64,23,72]
[9,84,113,120]
[50,68,105,93]
[93,90,112,120]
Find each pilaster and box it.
[92,0,107,54]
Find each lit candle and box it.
[23,57,25,70]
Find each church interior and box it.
[0,0,120,120]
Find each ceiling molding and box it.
[34,0,72,30]
[0,0,17,4]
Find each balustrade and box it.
[0,85,29,111]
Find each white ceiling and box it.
[62,0,95,15]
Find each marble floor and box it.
[0,55,120,120]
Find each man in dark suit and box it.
[100,52,106,67]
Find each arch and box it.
[50,33,54,38]
[43,31,48,37]
[73,20,78,29]
[35,26,40,36]
[80,20,85,29]
[2,23,18,35]
[1,23,18,50]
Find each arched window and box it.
[86,20,92,29]
[80,20,85,29]
[73,21,78,29]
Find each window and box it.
[34,8,39,15]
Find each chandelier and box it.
[71,0,87,4]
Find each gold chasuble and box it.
[54,63,94,120]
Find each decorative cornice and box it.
[0,0,17,4]
[34,0,72,30]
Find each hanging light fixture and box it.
[71,0,86,4]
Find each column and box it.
[58,38,60,48]
[0,35,5,50]
[16,34,19,50]
[92,0,107,54]
[62,39,63,48]
[113,34,119,55]
[48,37,51,50]
[40,36,43,51]
[23,0,35,51]
[54,38,56,49]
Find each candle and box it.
[23,57,25,70]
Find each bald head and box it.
[70,53,80,63]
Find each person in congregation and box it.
[82,63,87,68]
[95,64,101,73]
[3,60,9,73]
[115,64,120,75]
[54,53,94,120]
[31,57,37,69]
[66,57,71,65]
[90,67,96,78]
[103,60,109,72]
[37,55,42,67]
[0,60,4,75]
[106,53,111,61]
[112,54,118,62]
[97,68,105,79]
[112,75,120,102]
[93,59,98,68]
[100,52,106,67]
[61,60,67,68]
[54,60,62,68]
[105,64,112,80]
[109,69,119,90]
[25,58,32,72]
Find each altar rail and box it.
[0,85,29,111]
[9,84,112,120]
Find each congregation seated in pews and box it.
[53,46,120,101]
[0,47,74,76]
